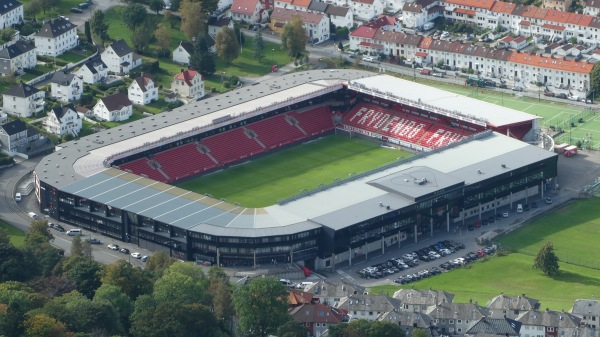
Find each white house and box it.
[34,17,78,57]
[50,71,83,102]
[350,0,385,22]
[2,82,44,118]
[171,69,205,99]
[0,119,40,155]
[270,8,330,43]
[0,39,36,76]
[74,57,108,84]
[45,103,82,137]
[326,5,353,29]
[0,0,23,29]
[172,41,195,66]
[93,93,133,122]
[128,74,158,105]
[208,16,235,37]
[231,0,263,23]
[584,0,600,16]
[101,39,141,75]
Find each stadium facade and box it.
[34,70,557,269]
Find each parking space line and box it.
[337,270,355,282]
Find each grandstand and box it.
[33,70,557,269]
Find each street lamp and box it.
[271,48,275,63]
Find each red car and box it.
[420,69,431,75]
[476,249,486,257]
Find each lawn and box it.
[0,218,26,247]
[176,134,410,207]
[370,253,600,311]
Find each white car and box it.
[27,212,37,219]
[452,258,465,265]
[428,251,441,259]
[363,56,375,62]
[107,244,119,250]
[440,248,452,256]
[402,253,414,260]
[131,252,142,259]
[502,212,509,218]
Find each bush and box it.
[223,81,231,89]
[0,155,14,166]
[496,248,514,256]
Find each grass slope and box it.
[372,253,600,311]
[176,134,408,207]
[0,219,25,247]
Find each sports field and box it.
[176,134,410,207]
[371,199,600,310]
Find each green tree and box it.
[123,3,148,31]
[190,35,216,77]
[0,243,27,282]
[215,26,240,64]
[277,320,308,337]
[368,321,407,337]
[0,226,9,245]
[23,314,70,337]
[132,21,155,53]
[252,29,265,62]
[153,263,210,305]
[281,15,308,58]
[70,235,83,257]
[533,241,560,276]
[24,0,41,18]
[101,260,153,300]
[200,0,219,15]
[412,328,430,337]
[146,251,175,277]
[93,283,133,333]
[590,63,600,101]
[84,21,92,44]
[208,268,234,327]
[90,10,109,42]
[233,277,289,337]
[155,23,172,56]
[338,41,344,51]
[171,0,181,11]
[180,0,205,40]
[63,256,103,298]
[149,0,164,14]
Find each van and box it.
[516,204,523,213]
[279,279,295,288]
[15,193,21,201]
[67,228,82,236]
[296,281,314,289]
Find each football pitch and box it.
[371,199,600,310]
[176,134,410,207]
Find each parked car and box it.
[141,256,148,262]
[432,72,444,78]
[545,197,553,204]
[512,86,523,92]
[120,248,130,254]
[70,7,83,13]
[47,222,55,228]
[420,69,431,75]
[363,56,375,62]
[87,237,101,244]
[107,244,119,250]
[556,93,568,99]
[54,224,65,232]
[544,92,555,97]
[131,252,142,259]
[498,84,508,89]
[402,253,414,260]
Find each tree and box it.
[412,328,430,337]
[215,26,240,64]
[0,226,9,245]
[23,314,70,337]
[233,277,289,337]
[146,251,175,277]
[281,15,308,58]
[170,0,181,11]
[93,284,133,333]
[70,235,84,257]
[190,35,216,77]
[63,257,103,298]
[153,263,210,306]
[123,3,148,31]
[209,271,234,326]
[252,29,265,62]
[368,321,407,337]
[149,0,164,14]
[90,10,109,42]
[24,0,41,18]
[155,23,172,57]
[533,241,560,276]
[277,320,308,337]
[0,243,27,282]
[590,63,600,101]
[200,0,219,15]
[84,21,92,44]
[180,0,205,40]
[132,21,155,54]
[101,260,153,300]
[338,41,344,52]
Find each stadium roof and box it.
[349,75,538,127]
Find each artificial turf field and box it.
[176,134,410,207]
[371,199,600,310]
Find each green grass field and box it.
[371,199,600,310]
[0,219,25,247]
[176,134,410,207]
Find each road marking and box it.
[337,269,355,282]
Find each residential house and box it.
[570,299,600,329]
[402,0,443,30]
[2,82,44,117]
[74,57,108,84]
[45,104,82,136]
[465,317,522,337]
[542,0,572,11]
[349,26,378,51]
[0,119,40,155]
[426,302,489,335]
[337,294,401,321]
[393,289,455,313]
[0,39,36,76]
[289,289,319,307]
[274,0,312,11]
[350,0,385,21]
[217,0,235,11]
[34,17,78,56]
[101,39,141,75]
[326,4,353,29]
[50,71,83,102]
[304,280,365,307]
[231,0,263,23]
[171,69,205,99]
[487,293,541,320]
[75,105,92,118]
[516,309,581,337]
[208,16,235,37]
[172,41,195,65]
[270,8,330,43]
[378,311,436,336]
[93,92,132,122]
[584,0,600,16]
[367,15,399,31]
[0,111,7,124]
[128,74,158,105]
[289,303,348,337]
[307,0,328,14]
[0,0,23,29]
[498,35,529,50]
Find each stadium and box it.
[33,69,558,269]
